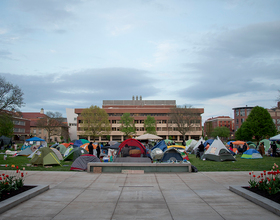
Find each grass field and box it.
[1,150,280,172]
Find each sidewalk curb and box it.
[0,185,49,214]
[229,185,280,216]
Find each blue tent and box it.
[161,148,183,162]
[227,140,235,145]
[151,140,167,152]
[25,137,45,142]
[241,149,263,159]
[73,140,83,147]
[204,139,214,147]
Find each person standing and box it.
[271,141,277,157]
[258,142,265,156]
[96,143,101,158]
[88,142,94,155]
[198,141,205,159]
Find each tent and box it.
[232,141,245,145]
[191,138,205,153]
[64,147,89,161]
[17,147,33,156]
[61,143,71,148]
[202,137,236,162]
[151,140,167,152]
[21,144,31,151]
[80,139,90,144]
[135,133,163,140]
[64,146,74,157]
[70,154,101,171]
[103,142,120,150]
[203,139,214,147]
[259,139,271,151]
[161,148,183,162]
[30,147,61,166]
[55,144,67,156]
[151,148,164,160]
[80,143,97,152]
[25,137,45,142]
[270,134,280,141]
[116,139,147,156]
[73,140,83,147]
[50,148,63,160]
[0,136,12,146]
[241,149,263,159]
[167,145,185,151]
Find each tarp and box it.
[0,136,12,146]
[70,154,101,171]
[161,148,183,162]
[241,149,263,159]
[151,140,167,152]
[202,137,236,162]
[64,147,89,161]
[269,134,280,141]
[17,147,33,156]
[25,137,45,142]
[136,133,163,140]
[30,147,61,166]
[151,148,164,160]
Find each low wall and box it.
[87,162,192,173]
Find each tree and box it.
[81,105,110,141]
[120,113,136,138]
[0,112,14,137]
[235,121,253,141]
[237,106,277,142]
[36,111,68,143]
[144,115,157,135]
[211,126,230,141]
[0,76,24,112]
[169,105,200,141]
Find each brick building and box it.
[232,106,254,132]
[203,116,234,138]
[74,96,204,143]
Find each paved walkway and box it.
[0,171,279,220]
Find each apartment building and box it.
[75,96,204,143]
[203,116,234,138]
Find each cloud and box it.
[1,67,159,115]
[0,50,17,61]
[178,21,280,103]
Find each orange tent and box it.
[232,141,245,145]
[61,143,71,148]
[80,143,97,152]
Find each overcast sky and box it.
[1,0,280,123]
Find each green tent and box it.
[56,144,67,156]
[63,147,88,161]
[259,139,270,151]
[80,139,90,144]
[30,147,61,166]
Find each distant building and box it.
[75,96,204,143]
[204,116,234,138]
[267,102,280,132]
[232,106,254,132]
[66,108,78,141]
[12,114,31,142]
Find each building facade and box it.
[203,116,234,138]
[267,102,280,132]
[12,116,31,142]
[75,97,204,143]
[232,106,254,132]
[66,108,78,141]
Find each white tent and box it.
[270,134,280,141]
[135,133,163,140]
[191,137,205,153]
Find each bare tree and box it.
[0,76,24,112]
[36,111,68,143]
[169,105,201,141]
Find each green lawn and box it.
[1,151,280,172]
[188,154,280,172]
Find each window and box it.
[74,117,77,121]
[33,129,36,134]
[13,120,19,125]
[236,125,239,131]
[235,110,239,116]
[112,120,116,124]
[277,119,280,124]
[273,119,276,124]
[278,126,280,131]
[241,118,245,123]
[247,109,251,116]
[236,119,239,124]
[19,121,25,125]
[240,109,245,116]
[162,120,167,124]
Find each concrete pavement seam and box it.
[110,173,128,220]
[177,173,226,220]
[50,172,102,220]
[155,173,175,220]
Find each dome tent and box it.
[30,147,61,166]
[70,154,100,171]
[64,147,89,161]
[161,148,183,162]
[241,149,263,159]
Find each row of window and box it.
[14,128,25,133]
[78,119,200,124]
[235,109,251,117]
[273,119,280,124]
[13,120,25,126]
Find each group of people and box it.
[87,142,101,158]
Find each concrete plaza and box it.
[0,171,279,220]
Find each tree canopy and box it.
[169,105,200,141]
[235,106,277,141]
[211,126,230,141]
[0,76,24,112]
[81,105,110,141]
[144,115,157,135]
[36,111,68,143]
[0,113,14,137]
[120,113,136,138]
